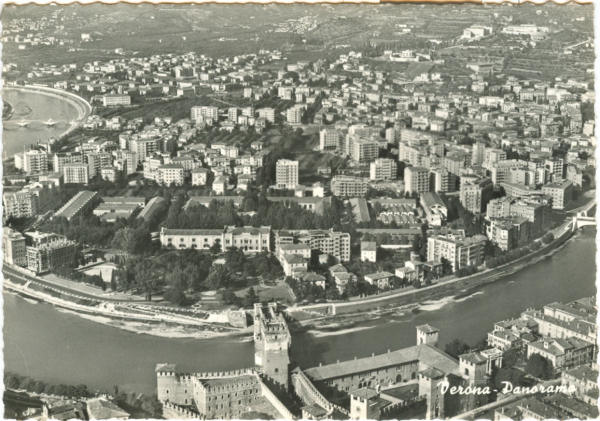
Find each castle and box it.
[155,303,293,419]
[155,305,502,419]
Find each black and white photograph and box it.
[0,2,597,420]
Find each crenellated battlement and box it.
[156,365,257,380]
[162,401,200,419]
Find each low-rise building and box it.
[364,271,394,289]
[160,226,270,253]
[280,253,309,276]
[54,190,98,221]
[420,192,447,227]
[527,337,594,370]
[360,241,377,262]
[191,168,209,186]
[561,364,599,406]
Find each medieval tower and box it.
[253,303,292,390]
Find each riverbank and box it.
[3,278,250,340]
[3,100,14,120]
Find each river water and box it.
[2,88,81,158]
[3,229,596,395]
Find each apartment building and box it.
[459,176,493,214]
[541,180,574,210]
[101,94,131,106]
[426,232,487,272]
[191,105,219,123]
[63,163,89,184]
[53,152,83,174]
[3,189,39,218]
[23,149,48,175]
[350,138,379,163]
[319,128,341,151]
[276,229,351,262]
[275,159,299,189]
[370,158,397,181]
[404,166,430,195]
[157,164,184,186]
[331,175,369,197]
[3,227,27,267]
[25,231,78,274]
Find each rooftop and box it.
[86,398,130,420]
[305,344,458,381]
[161,228,223,236]
[55,190,97,220]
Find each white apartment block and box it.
[257,107,275,123]
[191,105,219,122]
[53,152,83,174]
[427,233,487,272]
[157,164,184,186]
[319,129,341,151]
[102,94,131,107]
[23,149,48,174]
[286,105,304,124]
[3,190,38,218]
[63,163,89,184]
[350,138,379,163]
[370,158,398,181]
[276,159,299,189]
[130,138,159,161]
[330,176,369,197]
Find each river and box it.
[3,229,596,395]
[2,88,86,158]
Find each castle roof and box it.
[305,344,458,381]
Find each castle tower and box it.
[458,352,488,386]
[418,368,446,420]
[253,303,291,390]
[350,388,381,420]
[416,324,440,347]
[458,352,489,410]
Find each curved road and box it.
[2,264,143,304]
